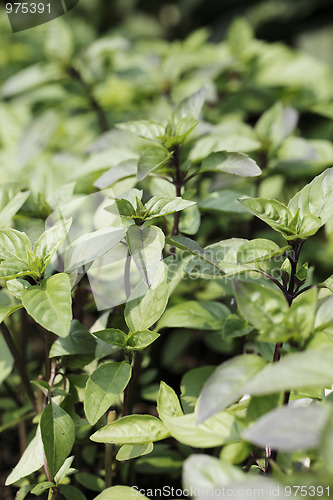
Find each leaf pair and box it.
[93,328,159,353]
[0,220,73,336]
[196,345,333,427]
[233,280,317,343]
[168,235,289,280]
[239,167,333,240]
[90,380,238,449]
[106,191,195,224]
[0,219,71,280]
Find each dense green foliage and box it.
[2,4,333,500]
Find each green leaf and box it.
[161,411,238,448]
[219,441,252,465]
[320,274,333,293]
[0,303,22,325]
[60,484,88,500]
[227,17,254,56]
[0,260,31,280]
[76,473,105,492]
[157,300,230,331]
[164,117,199,148]
[196,355,267,424]
[49,320,96,357]
[84,362,132,425]
[166,235,223,274]
[135,443,182,474]
[288,167,333,229]
[93,486,149,500]
[126,330,160,351]
[246,394,281,422]
[144,196,196,219]
[172,86,208,122]
[315,294,333,335]
[157,381,183,420]
[107,198,136,218]
[90,415,170,444]
[320,407,333,474]
[92,329,127,348]
[45,18,73,62]
[281,287,317,342]
[222,314,253,339]
[21,273,72,337]
[116,443,154,461]
[63,228,126,273]
[94,160,137,189]
[238,198,294,237]
[0,229,31,262]
[125,261,169,331]
[40,401,75,478]
[199,190,253,214]
[237,239,290,264]
[34,219,72,270]
[183,455,243,491]
[30,482,55,495]
[5,426,44,485]
[255,102,298,149]
[53,456,75,485]
[126,225,165,287]
[137,146,172,181]
[180,366,216,414]
[233,280,288,337]
[1,63,61,98]
[185,238,249,278]
[201,152,261,177]
[6,278,31,300]
[242,347,333,395]
[189,123,261,161]
[116,120,165,140]
[179,203,201,235]
[242,405,329,451]
[0,334,13,385]
[0,188,30,228]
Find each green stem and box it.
[124,252,131,301]
[126,351,143,414]
[0,323,36,411]
[67,65,109,133]
[266,242,304,472]
[105,410,116,488]
[43,359,58,409]
[170,145,183,256]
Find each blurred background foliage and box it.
[1,0,333,277]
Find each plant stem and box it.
[170,145,182,256]
[44,334,52,381]
[121,384,129,417]
[121,349,143,418]
[266,241,304,472]
[124,251,131,300]
[126,351,143,414]
[3,380,22,407]
[0,323,36,411]
[42,359,61,495]
[43,359,58,409]
[67,65,109,133]
[105,410,116,488]
[273,342,283,362]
